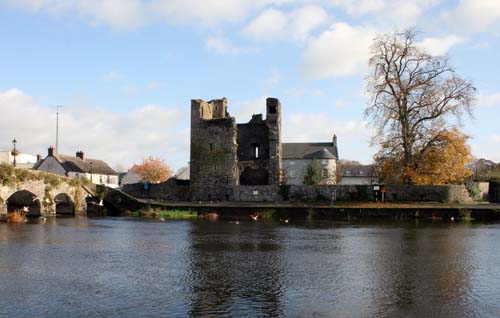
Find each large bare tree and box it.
[365,29,476,184]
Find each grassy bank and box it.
[129,208,198,220]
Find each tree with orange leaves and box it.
[375,129,472,185]
[130,156,172,184]
[365,29,475,184]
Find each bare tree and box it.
[365,29,476,184]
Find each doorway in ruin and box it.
[239,167,269,185]
[55,193,75,216]
[6,190,41,217]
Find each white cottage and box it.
[282,135,339,185]
[34,147,119,188]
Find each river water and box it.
[1,217,500,318]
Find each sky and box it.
[0,0,499,172]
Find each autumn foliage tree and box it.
[375,129,472,184]
[130,156,172,184]
[365,29,476,184]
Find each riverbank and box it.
[109,198,500,221]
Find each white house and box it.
[0,151,39,169]
[281,135,339,185]
[339,164,377,185]
[34,147,119,188]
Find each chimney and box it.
[48,146,55,157]
[36,154,41,162]
[76,151,85,160]
[333,134,337,148]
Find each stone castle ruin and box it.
[190,97,282,201]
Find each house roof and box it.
[282,142,338,160]
[34,154,118,175]
[175,166,190,180]
[340,164,374,177]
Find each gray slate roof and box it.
[34,154,118,175]
[282,142,338,160]
[340,164,374,177]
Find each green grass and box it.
[132,208,198,220]
[157,209,198,219]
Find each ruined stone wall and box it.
[287,185,374,202]
[266,98,282,186]
[190,98,239,201]
[235,186,280,202]
[384,185,473,203]
[122,180,190,201]
[285,184,476,203]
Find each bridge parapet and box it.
[0,172,89,217]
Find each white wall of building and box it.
[283,159,337,185]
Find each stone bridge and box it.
[0,180,90,217]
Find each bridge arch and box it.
[6,190,41,217]
[0,195,5,215]
[54,193,75,216]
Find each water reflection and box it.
[0,218,500,317]
[187,221,286,317]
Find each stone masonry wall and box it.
[235,186,280,202]
[190,98,239,201]
[0,180,88,216]
[122,180,190,201]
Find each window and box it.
[252,143,260,158]
[321,159,328,165]
[289,170,296,178]
[345,170,350,174]
[290,161,295,166]
[209,143,213,152]
[269,105,277,114]
[214,165,218,171]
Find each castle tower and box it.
[266,97,282,185]
[190,98,238,201]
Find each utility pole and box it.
[56,105,63,153]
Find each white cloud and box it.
[205,36,259,55]
[5,0,277,30]
[444,0,500,34]
[76,0,146,30]
[283,113,368,142]
[417,35,466,55]
[242,8,288,41]
[330,0,439,27]
[283,112,375,162]
[478,92,500,107]
[0,88,189,170]
[7,0,147,30]
[231,96,268,122]
[242,5,329,42]
[301,22,376,79]
[151,0,266,27]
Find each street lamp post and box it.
[11,139,19,167]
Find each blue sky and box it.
[0,0,499,171]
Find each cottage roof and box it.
[282,142,338,160]
[340,164,374,177]
[34,154,117,175]
[175,166,190,180]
